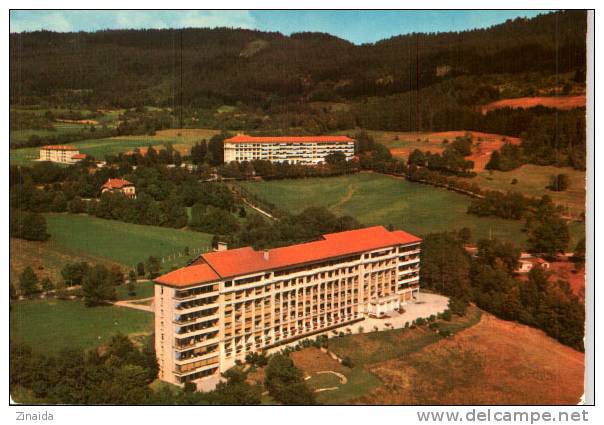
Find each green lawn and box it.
[45,213,212,271]
[328,307,482,367]
[315,366,382,405]
[10,299,153,355]
[10,128,220,165]
[10,137,164,165]
[461,164,586,215]
[239,173,584,248]
[115,280,155,300]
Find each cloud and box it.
[176,11,256,29]
[10,10,257,33]
[10,11,74,32]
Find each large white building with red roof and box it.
[154,226,421,388]
[223,134,355,165]
[39,145,87,164]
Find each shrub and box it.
[415,317,426,326]
[341,356,353,368]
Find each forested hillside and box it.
[10,10,586,108]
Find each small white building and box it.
[517,254,550,273]
[39,145,87,164]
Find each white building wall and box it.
[224,141,355,164]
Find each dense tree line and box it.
[407,135,475,176]
[484,108,586,171]
[10,335,263,405]
[9,209,49,241]
[420,232,584,351]
[467,193,571,257]
[10,161,238,230]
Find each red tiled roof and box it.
[71,153,87,159]
[224,134,355,144]
[156,226,420,287]
[200,226,420,279]
[102,178,134,189]
[155,264,220,287]
[41,145,77,151]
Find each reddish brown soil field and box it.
[353,313,584,405]
[547,261,586,301]
[481,95,586,114]
[388,130,521,172]
[291,347,349,375]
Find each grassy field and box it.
[44,213,212,271]
[328,307,482,367]
[462,164,586,214]
[115,280,155,300]
[290,307,481,404]
[240,173,584,248]
[10,299,153,355]
[355,313,584,405]
[10,237,124,285]
[10,128,220,165]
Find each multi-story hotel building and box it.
[223,134,355,165]
[154,226,421,389]
[39,145,87,164]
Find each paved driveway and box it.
[357,292,449,333]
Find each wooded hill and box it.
[10,10,586,108]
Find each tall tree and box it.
[18,266,39,296]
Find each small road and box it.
[242,198,277,220]
[113,297,154,313]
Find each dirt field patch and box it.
[547,262,585,301]
[384,130,521,172]
[290,347,349,375]
[354,313,584,405]
[481,95,586,114]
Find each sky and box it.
[10,10,553,44]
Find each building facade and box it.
[223,134,355,165]
[39,145,87,164]
[101,178,136,199]
[154,226,421,388]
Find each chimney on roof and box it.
[216,242,228,252]
[263,249,269,261]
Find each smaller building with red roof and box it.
[101,178,136,199]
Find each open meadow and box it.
[9,128,220,165]
[43,213,212,270]
[239,173,584,248]
[288,307,584,405]
[354,313,584,405]
[10,299,153,355]
[461,164,586,215]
